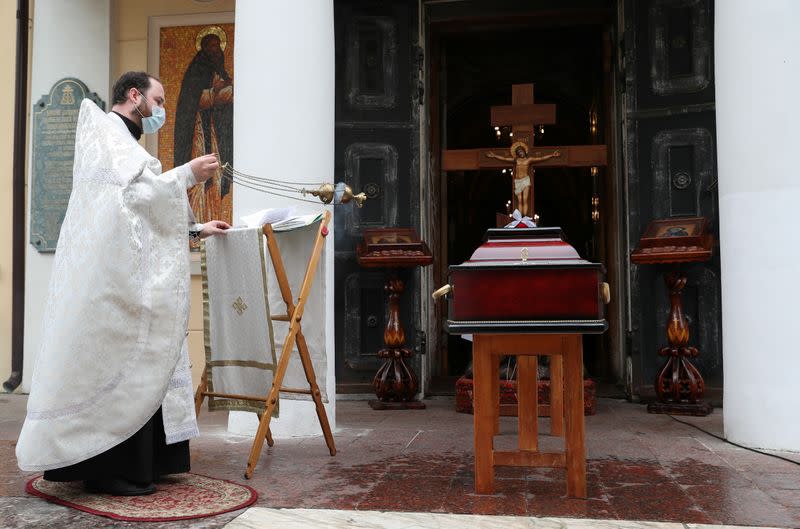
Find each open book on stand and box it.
[239,207,324,232]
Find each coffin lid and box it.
[469,227,581,262]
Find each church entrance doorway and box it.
[427,9,625,395]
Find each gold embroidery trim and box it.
[209,359,274,370]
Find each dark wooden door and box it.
[624,0,721,400]
[334,0,422,393]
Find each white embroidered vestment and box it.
[17,100,198,471]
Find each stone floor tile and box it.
[763,488,800,509]
[357,475,452,512]
[445,476,528,516]
[747,471,800,491]
[681,483,797,527]
[600,481,712,524]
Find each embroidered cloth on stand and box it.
[202,227,277,414]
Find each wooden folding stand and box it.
[194,211,337,479]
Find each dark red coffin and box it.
[440,228,608,334]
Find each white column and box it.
[716,1,800,451]
[231,0,336,437]
[23,0,111,391]
[0,0,17,383]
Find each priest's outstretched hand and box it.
[199,220,231,239]
[189,153,220,183]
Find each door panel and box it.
[624,0,721,398]
[334,1,420,392]
[638,0,713,107]
[343,142,400,233]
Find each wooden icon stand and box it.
[631,216,714,416]
[194,211,337,479]
[356,228,433,409]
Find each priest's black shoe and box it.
[84,478,156,496]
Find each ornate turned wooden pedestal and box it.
[649,271,712,415]
[632,216,714,416]
[357,228,433,410]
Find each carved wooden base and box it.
[652,271,710,413]
[368,399,426,410]
[372,353,421,404]
[655,352,705,403]
[369,273,425,409]
[647,400,712,416]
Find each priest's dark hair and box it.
[112,71,161,105]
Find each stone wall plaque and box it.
[30,78,104,252]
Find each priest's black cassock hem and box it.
[42,407,189,484]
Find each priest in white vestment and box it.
[16,72,230,496]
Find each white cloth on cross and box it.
[504,209,537,228]
[513,174,531,195]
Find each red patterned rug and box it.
[26,473,257,522]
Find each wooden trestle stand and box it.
[472,334,585,496]
[194,211,336,479]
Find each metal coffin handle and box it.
[432,284,452,300]
[600,282,611,304]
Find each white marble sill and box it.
[223,508,781,529]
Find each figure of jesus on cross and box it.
[486,141,561,218]
[442,83,607,226]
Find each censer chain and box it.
[220,162,324,189]
[220,167,304,192]
[218,172,323,205]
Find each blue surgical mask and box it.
[134,89,166,134]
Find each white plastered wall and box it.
[716,0,800,451]
[0,0,19,385]
[23,0,111,391]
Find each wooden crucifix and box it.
[443,83,607,221]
